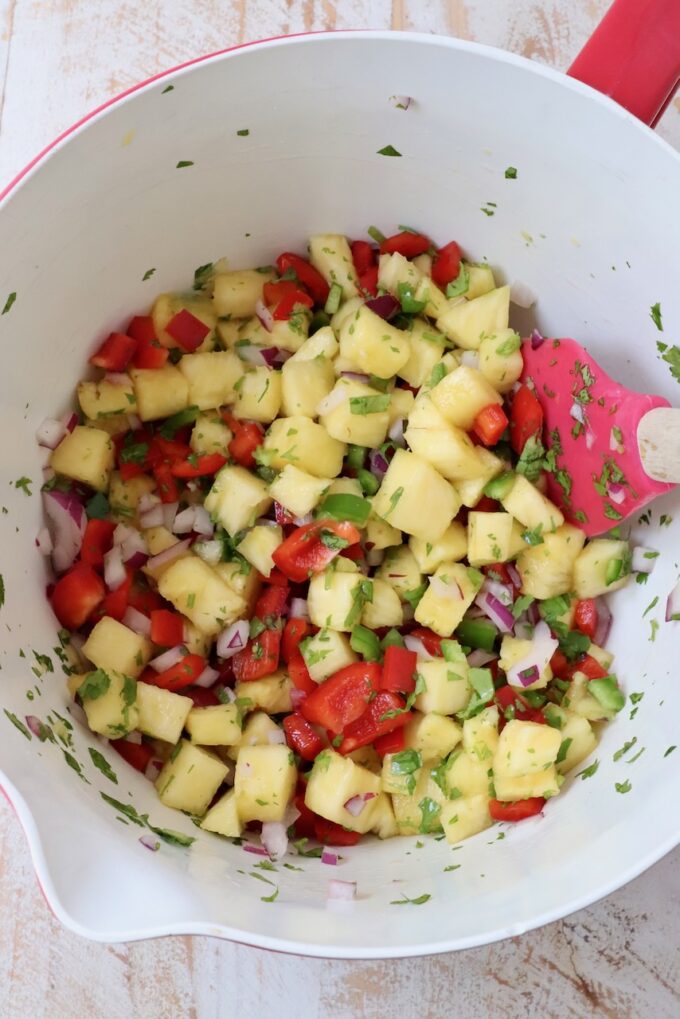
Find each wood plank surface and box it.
[0,3,679,1017]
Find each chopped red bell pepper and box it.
[128,316,168,369]
[483,562,520,595]
[337,690,410,755]
[275,252,330,306]
[495,684,546,726]
[510,385,544,455]
[473,403,509,446]
[143,653,206,691]
[358,265,379,296]
[127,582,165,615]
[267,567,290,587]
[232,629,281,683]
[263,279,314,320]
[169,452,227,478]
[255,584,289,619]
[350,240,376,276]
[165,309,211,352]
[301,662,380,735]
[80,518,116,568]
[226,418,264,468]
[272,519,362,583]
[150,435,191,464]
[98,569,133,622]
[150,609,185,647]
[374,727,406,756]
[282,617,313,663]
[89,331,137,372]
[287,650,316,695]
[182,686,222,707]
[550,651,607,681]
[313,817,362,846]
[473,495,501,513]
[380,231,430,258]
[110,738,155,773]
[50,563,105,630]
[292,789,317,839]
[153,462,181,503]
[274,501,295,526]
[380,644,417,694]
[489,797,546,822]
[127,315,156,344]
[574,598,598,640]
[283,712,325,761]
[408,626,443,657]
[431,240,463,288]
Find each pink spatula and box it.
[520,336,679,536]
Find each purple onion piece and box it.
[530,329,545,349]
[365,294,400,320]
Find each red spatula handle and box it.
[568,0,680,126]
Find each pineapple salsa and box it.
[39,228,631,855]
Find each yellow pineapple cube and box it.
[264,416,345,478]
[50,426,114,492]
[436,285,510,349]
[430,365,503,429]
[307,570,364,631]
[136,683,193,744]
[212,269,274,318]
[501,475,564,534]
[234,745,297,823]
[236,524,282,578]
[108,472,155,526]
[376,545,423,599]
[339,304,410,378]
[573,539,632,598]
[204,465,272,535]
[185,704,242,746]
[414,562,483,636]
[405,395,487,482]
[77,378,137,419]
[200,789,242,838]
[308,234,359,299]
[78,670,139,738]
[415,652,471,715]
[465,263,496,300]
[234,367,282,423]
[456,448,504,507]
[300,628,357,682]
[462,705,500,762]
[178,350,243,409]
[268,465,331,517]
[499,635,552,689]
[372,449,458,543]
[214,561,261,615]
[516,524,586,599]
[82,616,152,677]
[478,330,524,394]
[190,412,232,455]
[398,319,446,388]
[365,507,402,550]
[130,365,189,422]
[234,672,293,714]
[361,578,403,628]
[281,357,335,417]
[152,292,217,350]
[467,511,516,565]
[156,740,228,814]
[158,556,246,635]
[403,712,462,760]
[305,749,381,833]
[493,767,560,802]
[226,711,282,760]
[319,378,390,447]
[441,749,490,798]
[289,325,339,362]
[440,795,491,845]
[409,523,467,573]
[494,719,561,778]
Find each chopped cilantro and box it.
[659,344,680,383]
[384,486,404,517]
[445,265,469,299]
[176,160,194,168]
[193,263,214,290]
[4,709,31,739]
[349,394,391,416]
[650,302,663,331]
[504,166,518,179]
[161,84,174,94]
[615,779,632,794]
[14,476,32,495]
[236,128,250,137]
[2,292,17,314]
[390,892,431,905]
[377,145,402,157]
[577,759,599,780]
[142,268,156,281]
[88,747,118,784]
[78,669,111,701]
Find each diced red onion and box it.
[530,329,545,349]
[607,483,625,505]
[194,665,220,688]
[139,834,160,852]
[506,620,558,688]
[283,802,301,829]
[255,299,275,333]
[161,502,178,531]
[172,506,198,534]
[665,579,680,622]
[631,547,657,574]
[103,545,126,591]
[481,577,513,606]
[585,428,595,451]
[139,492,161,514]
[430,576,463,601]
[366,548,384,567]
[104,372,131,386]
[513,620,535,641]
[61,411,78,433]
[460,350,480,369]
[389,94,412,110]
[289,598,309,620]
[146,538,191,574]
[290,688,307,709]
[404,635,434,661]
[344,794,368,817]
[321,849,339,866]
[365,294,400,320]
[216,620,249,659]
[139,503,164,528]
[215,685,236,704]
[193,539,223,565]
[36,417,67,450]
[317,387,347,416]
[122,606,151,637]
[388,418,405,445]
[467,649,496,668]
[261,346,292,367]
[474,591,514,634]
[113,523,136,546]
[238,343,267,365]
[267,729,287,745]
[193,504,215,538]
[123,731,142,745]
[340,371,371,384]
[261,821,288,860]
[36,527,53,555]
[149,645,186,673]
[527,600,540,625]
[506,563,522,588]
[593,597,612,646]
[144,759,163,782]
[127,413,142,431]
[120,529,148,563]
[570,402,586,425]
[510,280,537,308]
[243,843,269,857]
[293,513,313,527]
[610,427,625,454]
[42,489,86,573]
[368,449,389,480]
[327,880,357,901]
[25,715,46,739]
[42,465,55,483]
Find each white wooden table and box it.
[1,3,679,1016]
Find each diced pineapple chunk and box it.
[108,472,156,526]
[268,464,331,517]
[215,318,243,349]
[50,426,114,492]
[289,326,339,362]
[376,545,423,599]
[308,234,359,299]
[478,330,523,394]
[130,365,189,422]
[304,749,381,834]
[430,365,503,429]
[213,561,261,615]
[307,570,364,631]
[152,292,217,350]
[415,654,471,715]
[465,263,496,300]
[456,448,505,508]
[415,562,483,636]
[390,765,447,835]
[516,523,586,599]
[236,524,282,578]
[237,311,310,354]
[204,465,272,535]
[573,539,631,598]
[440,794,491,845]
[403,712,462,760]
[405,395,487,482]
[158,557,245,635]
[185,704,242,746]
[136,683,193,744]
[410,523,467,573]
[264,416,345,478]
[77,378,137,419]
[182,619,211,656]
[501,475,564,534]
[543,705,598,774]
[234,744,297,822]
[388,387,415,426]
[493,767,560,802]
[381,751,424,796]
[373,449,458,544]
[365,507,402,550]
[200,789,242,838]
[441,749,490,798]
[378,251,448,320]
[339,305,411,378]
[467,511,516,566]
[234,672,293,714]
[79,670,138,738]
[233,367,282,423]
[499,635,552,689]
[371,793,399,838]
[226,711,283,760]
[463,705,500,762]
[156,740,228,814]
[212,269,273,318]
[281,356,335,418]
[319,378,391,447]
[82,616,151,678]
[300,628,357,682]
[361,578,403,628]
[178,350,243,409]
[436,285,510,349]
[190,413,232,455]
[494,719,561,777]
[564,671,619,721]
[398,319,446,388]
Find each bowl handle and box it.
[568,0,680,126]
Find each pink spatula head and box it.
[521,336,674,536]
